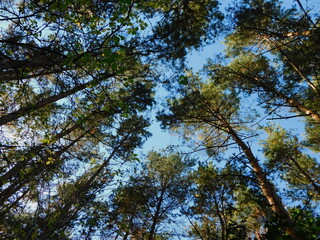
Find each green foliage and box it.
[1,0,320,239]
[0,0,221,237]
[107,148,194,239]
[188,162,270,240]
[262,207,320,240]
[158,1,320,239]
[146,0,224,60]
[262,125,320,199]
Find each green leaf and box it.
[178,76,188,85]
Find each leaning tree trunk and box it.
[215,111,301,240]
[0,75,113,126]
[230,69,320,123]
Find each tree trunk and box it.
[231,69,320,123]
[257,78,320,122]
[215,110,301,240]
[0,132,85,207]
[289,156,320,195]
[213,195,226,240]
[37,142,122,240]
[0,41,67,81]
[263,37,319,94]
[149,186,166,240]
[0,74,112,126]
[0,122,81,184]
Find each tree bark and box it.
[214,110,301,240]
[0,132,86,207]
[289,156,320,195]
[230,69,320,123]
[0,122,81,184]
[0,74,112,126]
[149,186,165,240]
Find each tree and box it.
[106,149,194,239]
[0,0,223,238]
[1,0,319,239]
[188,163,258,240]
[158,72,305,239]
[224,0,320,134]
[262,125,320,197]
[157,1,320,238]
[262,206,320,240]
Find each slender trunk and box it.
[0,133,85,207]
[0,74,112,126]
[263,37,319,94]
[213,195,226,240]
[149,186,166,240]
[0,187,29,216]
[0,68,66,82]
[289,156,320,195]
[257,78,320,122]
[0,58,66,81]
[260,30,314,39]
[231,69,320,122]
[0,41,109,81]
[0,122,81,184]
[282,30,313,38]
[0,43,67,81]
[38,142,122,240]
[215,111,301,240]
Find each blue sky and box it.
[140,0,320,156]
[140,33,305,161]
[141,43,223,154]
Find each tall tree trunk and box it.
[0,122,81,184]
[213,195,226,240]
[289,156,320,195]
[149,186,165,240]
[263,37,319,95]
[215,110,301,240]
[257,78,320,122]
[0,132,86,207]
[37,140,123,240]
[231,69,320,123]
[0,41,67,81]
[0,73,113,126]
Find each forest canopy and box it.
[0,0,319,239]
